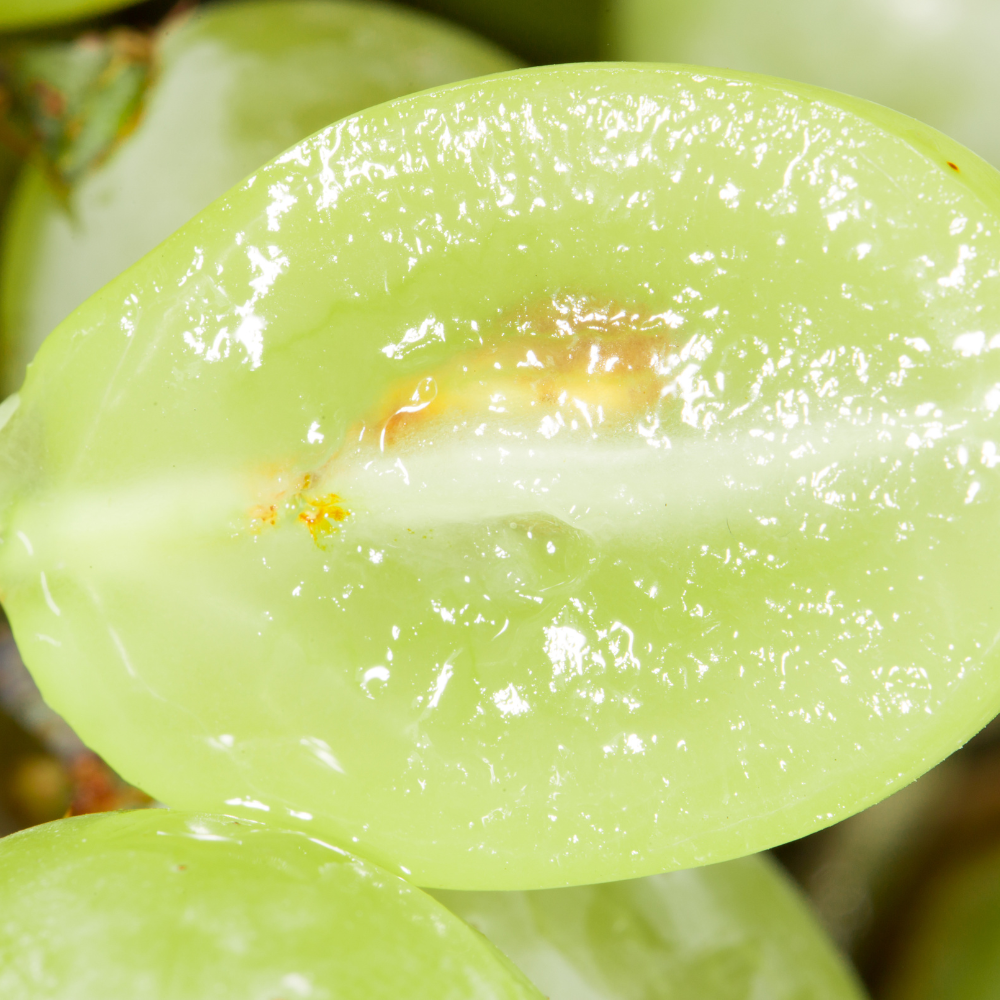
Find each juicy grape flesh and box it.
[3,66,1000,889]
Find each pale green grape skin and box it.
[608,0,1000,169]
[0,810,542,1000]
[882,843,1000,1000]
[435,854,866,1000]
[0,0,520,396]
[3,65,1000,890]
[0,0,134,29]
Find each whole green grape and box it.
[608,0,1000,168]
[435,854,866,999]
[0,0,519,396]
[882,842,1000,1000]
[0,809,542,999]
[0,0,135,30]
[2,65,1000,890]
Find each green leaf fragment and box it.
[0,25,154,192]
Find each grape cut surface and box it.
[0,810,541,1000]
[435,854,866,999]
[2,65,1000,889]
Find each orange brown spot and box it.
[367,295,676,450]
[247,464,315,533]
[947,161,960,171]
[250,503,278,529]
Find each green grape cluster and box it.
[1,0,999,994]
[0,808,866,998]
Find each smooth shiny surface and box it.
[3,65,1000,889]
[0,0,519,396]
[884,843,1000,1000]
[0,810,541,999]
[435,854,866,999]
[609,0,1000,168]
[0,0,134,29]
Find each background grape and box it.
[0,809,544,999]
[434,854,866,1000]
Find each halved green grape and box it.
[608,0,1000,168]
[435,854,866,999]
[0,809,542,999]
[882,842,1000,1000]
[0,0,135,30]
[0,0,519,396]
[3,65,1000,889]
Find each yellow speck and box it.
[299,494,350,542]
